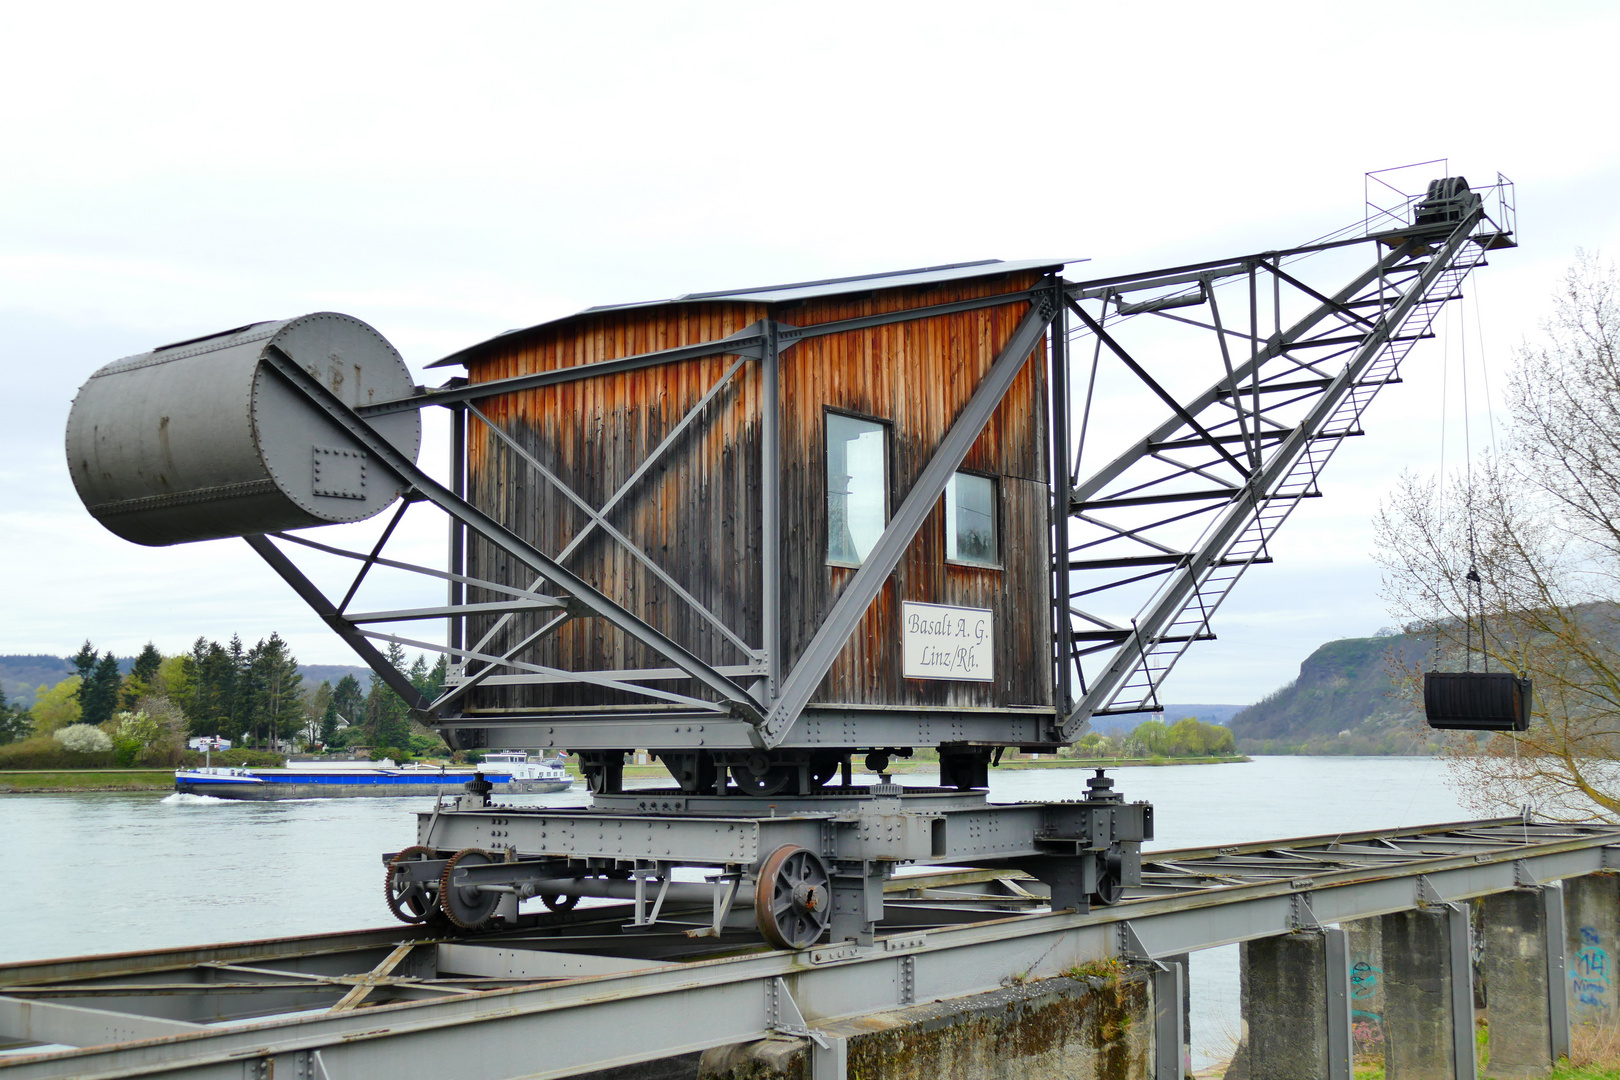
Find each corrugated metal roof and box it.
[428,258,1081,368]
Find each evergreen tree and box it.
[70,641,98,686]
[184,639,236,738]
[310,680,339,745]
[81,653,123,727]
[122,642,163,709]
[226,635,251,742]
[245,633,302,745]
[410,653,449,702]
[0,686,31,745]
[365,642,411,752]
[330,674,363,728]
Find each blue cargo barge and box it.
[174,751,574,800]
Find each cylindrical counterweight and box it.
[66,312,421,546]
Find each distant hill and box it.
[0,655,79,708]
[0,654,374,709]
[298,664,375,690]
[1087,703,1246,735]
[1227,633,1439,755]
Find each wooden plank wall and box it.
[464,302,767,711]
[778,271,1052,710]
[461,271,1052,715]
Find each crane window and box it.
[946,473,999,567]
[827,413,888,566]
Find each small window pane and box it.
[827,414,887,565]
[947,473,998,566]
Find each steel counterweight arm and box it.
[1059,193,1500,738]
[255,345,768,727]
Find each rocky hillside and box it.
[1228,632,1442,755]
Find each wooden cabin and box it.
[435,260,1061,726]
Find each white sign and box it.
[901,601,994,682]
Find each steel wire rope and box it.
[1472,281,1500,455]
[1469,265,1529,830]
[1460,286,1486,674]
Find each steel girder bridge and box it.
[0,819,1612,1080]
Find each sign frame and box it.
[901,600,994,683]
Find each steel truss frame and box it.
[1055,175,1516,732]
[2,818,1610,1080]
[241,174,1514,753]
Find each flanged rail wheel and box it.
[439,848,501,930]
[754,844,832,950]
[384,845,441,924]
[1091,851,1125,907]
[732,752,795,796]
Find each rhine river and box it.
[0,756,1473,1068]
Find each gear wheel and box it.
[384,845,441,924]
[438,848,501,930]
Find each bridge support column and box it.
[1479,886,1569,1078]
[1382,904,1477,1080]
[699,972,1152,1080]
[1222,929,1350,1080]
[1161,952,1191,1077]
[1564,872,1619,1028]
[1346,917,1386,1069]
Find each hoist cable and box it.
[1472,282,1500,456]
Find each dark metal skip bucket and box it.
[1424,671,1533,732]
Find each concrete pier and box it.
[1382,905,1477,1080]
[1565,873,1619,1027]
[699,972,1152,1080]
[1221,930,1353,1080]
[1478,887,1568,1078]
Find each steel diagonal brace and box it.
[1062,213,1483,737]
[470,401,755,658]
[758,295,1058,746]
[360,322,770,416]
[767,977,830,1048]
[245,534,433,712]
[257,346,766,726]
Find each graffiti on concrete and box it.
[1350,959,1382,1019]
[1350,958,1386,1058]
[1572,926,1611,1010]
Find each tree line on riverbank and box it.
[1071,715,1236,760]
[0,636,449,769]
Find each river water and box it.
[0,756,1472,1067]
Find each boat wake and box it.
[161,792,228,805]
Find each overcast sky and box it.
[4,1,1619,706]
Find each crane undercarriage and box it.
[386,771,1151,949]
